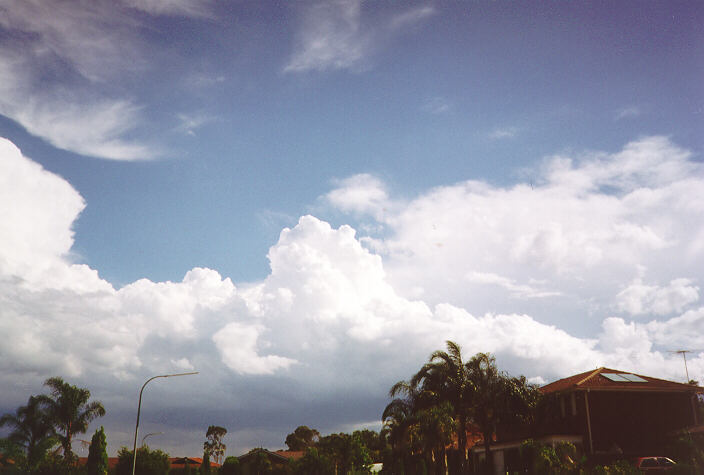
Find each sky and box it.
[0,0,703,459]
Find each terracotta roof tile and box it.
[541,367,702,394]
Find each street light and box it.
[141,432,164,447]
[132,372,198,475]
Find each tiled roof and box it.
[273,450,305,460]
[170,457,221,468]
[541,367,702,394]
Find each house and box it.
[237,448,295,473]
[169,456,221,473]
[472,367,703,474]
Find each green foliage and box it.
[0,395,58,472]
[247,450,272,474]
[519,439,576,474]
[33,450,84,475]
[317,432,372,474]
[204,425,227,465]
[219,456,242,475]
[284,426,320,451]
[200,451,211,475]
[86,426,108,475]
[291,447,333,475]
[39,377,106,463]
[115,446,170,475]
[590,459,638,474]
[666,433,704,473]
[385,341,541,475]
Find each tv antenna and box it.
[669,350,702,383]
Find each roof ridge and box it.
[576,367,604,386]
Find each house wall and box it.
[587,391,694,454]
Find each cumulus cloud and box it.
[325,174,391,219]
[617,278,699,316]
[2,135,704,454]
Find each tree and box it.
[410,340,474,472]
[291,447,333,475]
[382,380,423,473]
[200,451,211,475]
[465,353,540,475]
[115,446,170,475]
[39,377,105,463]
[86,426,108,475]
[203,425,227,464]
[247,450,272,474]
[219,456,242,475]
[284,426,320,451]
[0,395,57,471]
[317,432,371,474]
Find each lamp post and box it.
[141,432,164,447]
[132,372,198,475]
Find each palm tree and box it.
[0,395,57,470]
[415,402,455,475]
[383,380,422,473]
[466,353,540,475]
[38,377,106,462]
[411,340,474,472]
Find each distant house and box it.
[472,367,703,474]
[169,456,221,473]
[237,448,295,473]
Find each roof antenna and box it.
[669,350,697,382]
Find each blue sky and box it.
[1,0,703,458]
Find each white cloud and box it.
[325,174,391,219]
[389,6,436,30]
[421,96,451,114]
[2,135,704,454]
[489,127,518,139]
[284,2,435,73]
[213,323,297,375]
[616,278,699,316]
[322,137,703,322]
[175,112,216,136]
[0,1,175,159]
[284,0,367,73]
[467,271,561,299]
[123,0,212,17]
[615,106,642,120]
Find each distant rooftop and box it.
[541,367,702,394]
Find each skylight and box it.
[602,373,647,383]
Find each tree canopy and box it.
[38,376,105,462]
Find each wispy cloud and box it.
[467,271,561,299]
[615,106,642,120]
[0,0,209,159]
[421,96,451,114]
[284,0,367,73]
[389,6,436,30]
[123,0,213,18]
[175,112,216,136]
[284,2,436,73]
[489,126,518,139]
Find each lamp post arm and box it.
[131,372,198,475]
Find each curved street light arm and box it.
[131,372,198,475]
